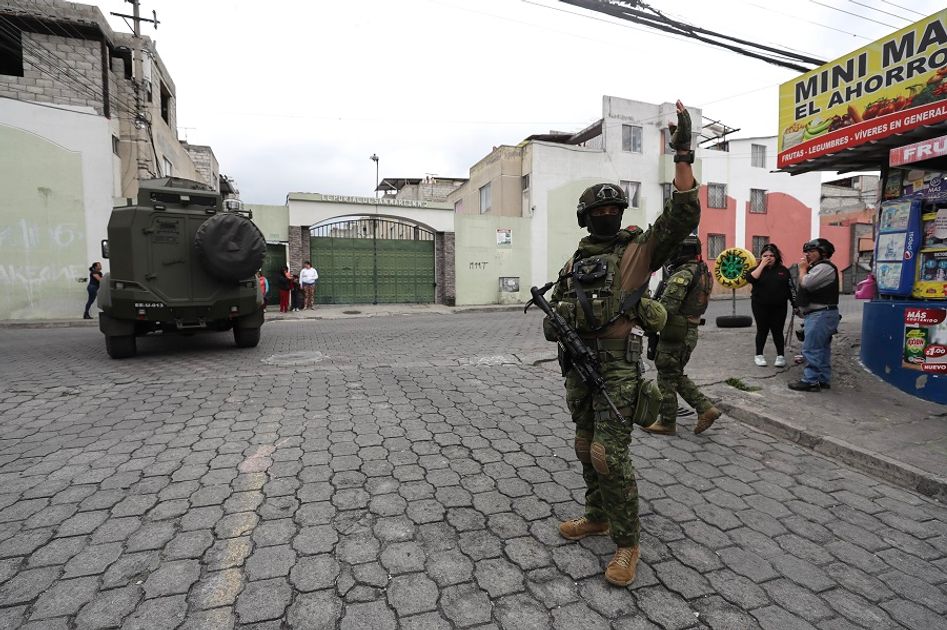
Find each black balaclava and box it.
[586,213,623,238]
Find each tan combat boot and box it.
[694,406,722,434]
[558,516,609,541]
[605,546,640,586]
[641,420,676,436]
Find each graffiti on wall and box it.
[0,125,88,319]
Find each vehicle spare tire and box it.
[194,213,266,282]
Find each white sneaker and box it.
[774,355,787,367]
[754,355,767,367]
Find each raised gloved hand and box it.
[668,100,692,151]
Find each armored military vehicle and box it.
[97,177,266,359]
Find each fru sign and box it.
[890,134,947,166]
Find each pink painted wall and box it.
[744,192,813,266]
[697,185,735,258]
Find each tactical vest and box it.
[680,261,713,318]
[798,260,839,306]
[556,242,632,334]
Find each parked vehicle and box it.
[97,177,266,358]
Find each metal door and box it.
[261,243,286,305]
[310,217,435,304]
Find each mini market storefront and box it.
[778,9,947,403]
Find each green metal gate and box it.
[261,243,286,305]
[310,217,435,304]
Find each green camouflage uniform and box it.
[549,188,700,547]
[654,261,714,428]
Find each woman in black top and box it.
[84,262,103,319]
[745,244,794,367]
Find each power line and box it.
[808,0,900,29]
[558,0,826,72]
[846,0,913,22]
[876,0,926,17]
[743,1,872,40]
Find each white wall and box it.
[287,194,455,233]
[527,97,702,289]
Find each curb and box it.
[0,320,98,329]
[717,399,947,503]
[1,305,527,328]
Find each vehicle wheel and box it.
[234,326,261,348]
[105,334,137,359]
[716,315,753,328]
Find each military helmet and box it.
[674,234,702,259]
[576,183,628,228]
[803,237,835,258]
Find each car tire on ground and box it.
[716,315,753,328]
[234,326,261,348]
[105,334,136,359]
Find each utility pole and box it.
[369,154,379,304]
[110,1,159,190]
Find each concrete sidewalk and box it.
[687,297,947,502]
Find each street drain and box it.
[343,310,362,314]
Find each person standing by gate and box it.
[276,266,291,313]
[300,260,319,309]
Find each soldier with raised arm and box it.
[542,100,701,586]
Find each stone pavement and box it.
[0,309,944,628]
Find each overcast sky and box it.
[88,0,942,204]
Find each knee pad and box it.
[574,436,592,463]
[591,441,609,476]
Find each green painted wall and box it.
[455,214,532,306]
[0,126,86,319]
[247,203,289,243]
[544,180,649,280]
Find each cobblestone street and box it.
[0,311,945,629]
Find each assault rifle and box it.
[525,281,627,424]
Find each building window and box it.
[0,26,24,77]
[662,183,672,206]
[707,183,727,209]
[479,183,492,214]
[160,82,171,124]
[708,234,726,259]
[750,188,767,213]
[751,144,767,168]
[751,235,770,256]
[620,180,641,208]
[522,174,530,191]
[454,199,463,213]
[622,125,642,153]
[162,157,173,177]
[112,135,120,156]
